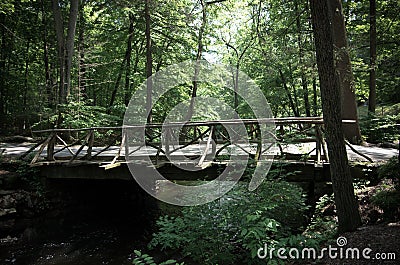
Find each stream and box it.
[0,179,159,265]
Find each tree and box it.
[310,0,361,232]
[329,0,362,143]
[186,0,206,121]
[368,0,377,113]
[52,0,79,104]
[145,0,153,123]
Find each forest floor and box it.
[322,222,400,265]
[318,179,400,265]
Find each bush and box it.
[132,250,183,265]
[378,156,400,191]
[371,190,400,220]
[360,112,399,144]
[149,181,312,264]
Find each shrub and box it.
[360,113,399,144]
[378,156,400,191]
[149,181,311,264]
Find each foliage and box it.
[32,99,121,131]
[149,181,311,264]
[132,250,183,265]
[371,189,400,220]
[374,156,400,220]
[304,194,338,243]
[378,156,400,191]
[360,112,400,143]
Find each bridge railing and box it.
[24,117,357,166]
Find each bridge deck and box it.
[1,142,397,163]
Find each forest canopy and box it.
[0,0,399,134]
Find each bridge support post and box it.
[315,125,322,164]
[87,130,94,159]
[47,133,56,161]
[164,128,170,156]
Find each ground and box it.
[320,222,400,265]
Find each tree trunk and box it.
[109,13,135,110]
[124,13,134,107]
[279,68,300,117]
[78,4,87,101]
[329,0,362,144]
[186,0,206,121]
[310,0,361,233]
[0,14,7,124]
[52,0,65,104]
[295,0,311,117]
[41,0,53,108]
[312,76,318,116]
[64,0,79,100]
[145,0,153,123]
[108,57,126,110]
[368,0,377,113]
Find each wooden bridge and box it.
[22,117,337,165]
[2,117,397,182]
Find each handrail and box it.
[32,117,357,133]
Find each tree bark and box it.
[186,0,206,121]
[78,3,87,101]
[64,0,79,100]
[368,0,377,113]
[41,0,53,107]
[109,13,135,110]
[295,0,311,117]
[279,68,300,117]
[52,0,65,104]
[52,0,79,104]
[312,76,318,116]
[310,0,361,233]
[145,0,153,123]
[0,14,7,123]
[124,13,134,107]
[329,0,362,144]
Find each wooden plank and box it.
[30,134,53,164]
[32,117,357,134]
[101,162,121,170]
[87,130,95,159]
[198,126,214,166]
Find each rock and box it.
[0,194,17,208]
[21,227,38,242]
[0,208,16,217]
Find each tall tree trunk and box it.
[108,57,126,110]
[295,0,311,117]
[23,39,30,114]
[41,0,52,108]
[52,0,65,104]
[223,38,252,118]
[186,0,206,121]
[124,13,134,107]
[22,39,31,133]
[279,68,300,117]
[0,14,7,124]
[329,0,362,144]
[126,39,143,106]
[312,76,318,116]
[145,0,153,123]
[78,3,87,101]
[109,13,135,110]
[64,0,79,100]
[368,0,377,113]
[310,0,361,233]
